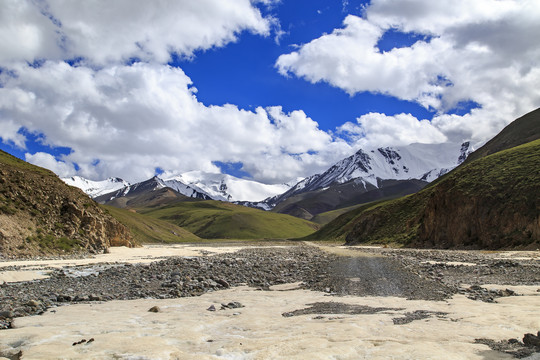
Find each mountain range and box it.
[64,141,473,219]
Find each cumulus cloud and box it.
[0,0,271,66]
[25,152,77,178]
[339,112,448,147]
[276,0,540,143]
[0,0,352,183]
[1,62,352,183]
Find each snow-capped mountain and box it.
[62,176,130,198]
[96,176,211,202]
[265,141,473,207]
[68,171,293,204]
[163,171,292,202]
[65,141,472,210]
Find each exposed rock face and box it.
[410,176,539,249]
[0,151,134,257]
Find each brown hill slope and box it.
[0,151,134,257]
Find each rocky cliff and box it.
[0,151,134,257]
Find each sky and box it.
[0,0,539,184]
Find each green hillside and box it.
[138,200,319,239]
[102,205,200,243]
[306,139,540,249]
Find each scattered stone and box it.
[86,338,95,344]
[148,306,160,313]
[72,339,87,346]
[282,302,400,318]
[392,310,447,325]
[220,302,244,310]
[207,305,216,312]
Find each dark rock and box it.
[216,279,230,288]
[221,302,244,310]
[523,333,540,348]
[148,306,160,313]
[0,311,14,319]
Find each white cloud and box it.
[25,152,77,178]
[339,112,447,147]
[0,119,26,148]
[0,0,271,66]
[1,62,352,183]
[276,0,540,143]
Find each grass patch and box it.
[138,200,319,240]
[102,205,200,244]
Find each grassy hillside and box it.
[307,139,540,249]
[139,200,319,239]
[102,205,200,243]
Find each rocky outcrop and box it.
[0,151,134,257]
[409,177,539,249]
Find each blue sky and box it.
[0,0,539,183]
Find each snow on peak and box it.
[62,176,130,198]
[162,170,292,202]
[267,141,473,205]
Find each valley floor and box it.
[1,243,539,359]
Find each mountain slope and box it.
[0,151,135,257]
[272,178,428,220]
[464,107,540,164]
[138,200,319,240]
[102,205,200,243]
[307,139,540,249]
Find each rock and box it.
[216,279,230,288]
[0,310,14,319]
[523,333,540,348]
[221,302,244,310]
[26,300,41,308]
[148,306,160,313]
[207,305,216,312]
